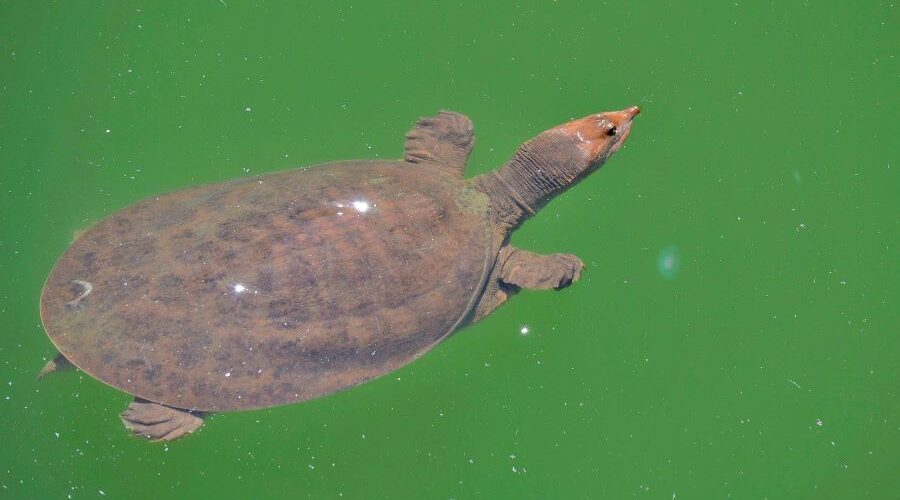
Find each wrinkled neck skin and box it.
[473,132,607,232]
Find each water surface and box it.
[1,1,896,498]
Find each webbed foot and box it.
[120,398,204,442]
[499,247,584,290]
[404,110,474,176]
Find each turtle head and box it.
[550,106,641,171]
[480,106,640,227]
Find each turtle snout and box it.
[607,106,641,126]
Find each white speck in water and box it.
[105,129,111,133]
[816,418,823,426]
[519,325,530,336]
[244,107,252,112]
[352,200,370,213]
[224,371,232,378]
[233,284,247,293]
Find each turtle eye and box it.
[606,126,617,137]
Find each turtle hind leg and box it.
[120,398,204,442]
[37,352,75,380]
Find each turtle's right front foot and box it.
[120,398,204,442]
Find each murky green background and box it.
[1,1,896,498]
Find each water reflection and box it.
[657,245,680,280]
[334,199,375,217]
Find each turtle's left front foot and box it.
[120,398,204,441]
[498,247,584,290]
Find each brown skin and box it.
[471,106,641,319]
[40,107,639,441]
[474,106,640,230]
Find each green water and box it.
[1,1,896,498]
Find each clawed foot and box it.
[120,398,204,442]
[500,249,584,290]
[545,253,584,288]
[528,253,584,289]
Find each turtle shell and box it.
[40,160,492,411]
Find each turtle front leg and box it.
[120,398,204,442]
[403,110,474,177]
[471,246,584,321]
[497,246,584,290]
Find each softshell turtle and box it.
[39,106,641,441]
